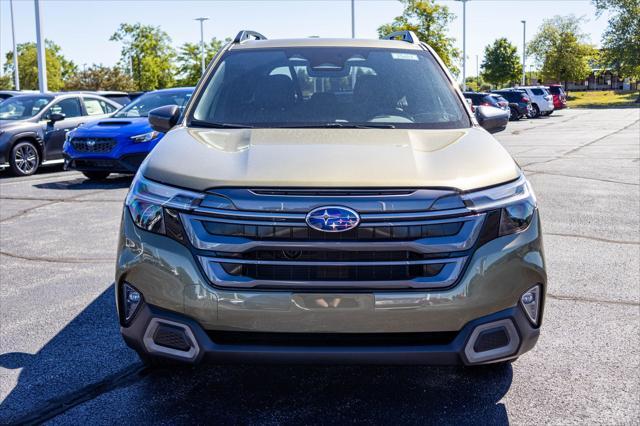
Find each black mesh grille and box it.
[202,221,463,241]
[221,263,445,281]
[207,331,458,346]
[73,159,116,169]
[225,250,446,262]
[153,325,192,351]
[71,137,116,153]
[473,327,510,352]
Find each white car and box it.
[518,86,555,118]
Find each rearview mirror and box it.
[49,112,65,123]
[148,105,180,133]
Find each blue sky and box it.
[1,0,610,78]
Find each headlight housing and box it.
[462,175,537,236]
[125,173,204,237]
[130,131,160,143]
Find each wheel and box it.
[509,107,520,121]
[82,171,110,180]
[530,104,540,118]
[9,141,40,176]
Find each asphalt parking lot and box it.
[1,107,638,425]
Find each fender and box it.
[2,128,46,162]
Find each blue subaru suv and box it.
[63,87,193,179]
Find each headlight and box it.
[130,131,160,143]
[125,173,204,235]
[462,175,536,236]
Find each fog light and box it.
[123,283,142,323]
[520,285,541,325]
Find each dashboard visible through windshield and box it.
[190,47,470,129]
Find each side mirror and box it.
[49,112,66,123]
[148,105,180,133]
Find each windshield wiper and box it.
[271,123,396,129]
[190,120,254,129]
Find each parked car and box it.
[0,93,121,176]
[117,30,545,368]
[84,91,133,106]
[463,92,509,132]
[492,89,532,121]
[63,87,193,180]
[516,86,554,118]
[546,84,567,110]
[0,90,38,101]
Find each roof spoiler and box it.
[233,30,268,44]
[380,30,420,44]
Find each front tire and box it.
[82,171,110,180]
[509,107,520,121]
[9,141,40,176]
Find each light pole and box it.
[521,20,526,86]
[351,0,355,38]
[456,0,469,91]
[195,17,209,76]
[34,0,47,92]
[10,0,20,90]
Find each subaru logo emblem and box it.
[86,139,96,147]
[306,206,360,233]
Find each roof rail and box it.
[381,30,420,44]
[233,30,268,44]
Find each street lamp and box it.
[351,0,355,38]
[521,20,526,86]
[456,0,469,91]
[10,0,20,90]
[34,0,47,92]
[195,17,209,76]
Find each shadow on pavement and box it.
[0,286,513,424]
[0,286,138,424]
[32,175,132,191]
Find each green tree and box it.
[593,0,640,79]
[2,40,76,91]
[481,38,522,89]
[110,23,175,91]
[64,64,136,91]
[378,0,461,75]
[176,38,229,86]
[528,15,597,85]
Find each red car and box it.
[547,84,567,109]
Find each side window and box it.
[83,98,114,115]
[48,97,83,118]
[102,101,118,113]
[531,88,544,96]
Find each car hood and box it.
[72,116,151,136]
[142,127,520,192]
[0,119,38,131]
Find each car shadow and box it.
[32,175,132,191]
[0,286,513,424]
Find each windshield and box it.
[0,96,53,120]
[114,90,192,118]
[191,47,470,129]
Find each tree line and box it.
[0,0,637,92]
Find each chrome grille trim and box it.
[191,206,473,221]
[180,213,485,254]
[198,255,466,290]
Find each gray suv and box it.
[116,31,546,367]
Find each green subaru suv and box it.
[116,30,545,366]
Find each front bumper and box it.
[64,153,148,174]
[116,208,546,365]
[122,301,539,365]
